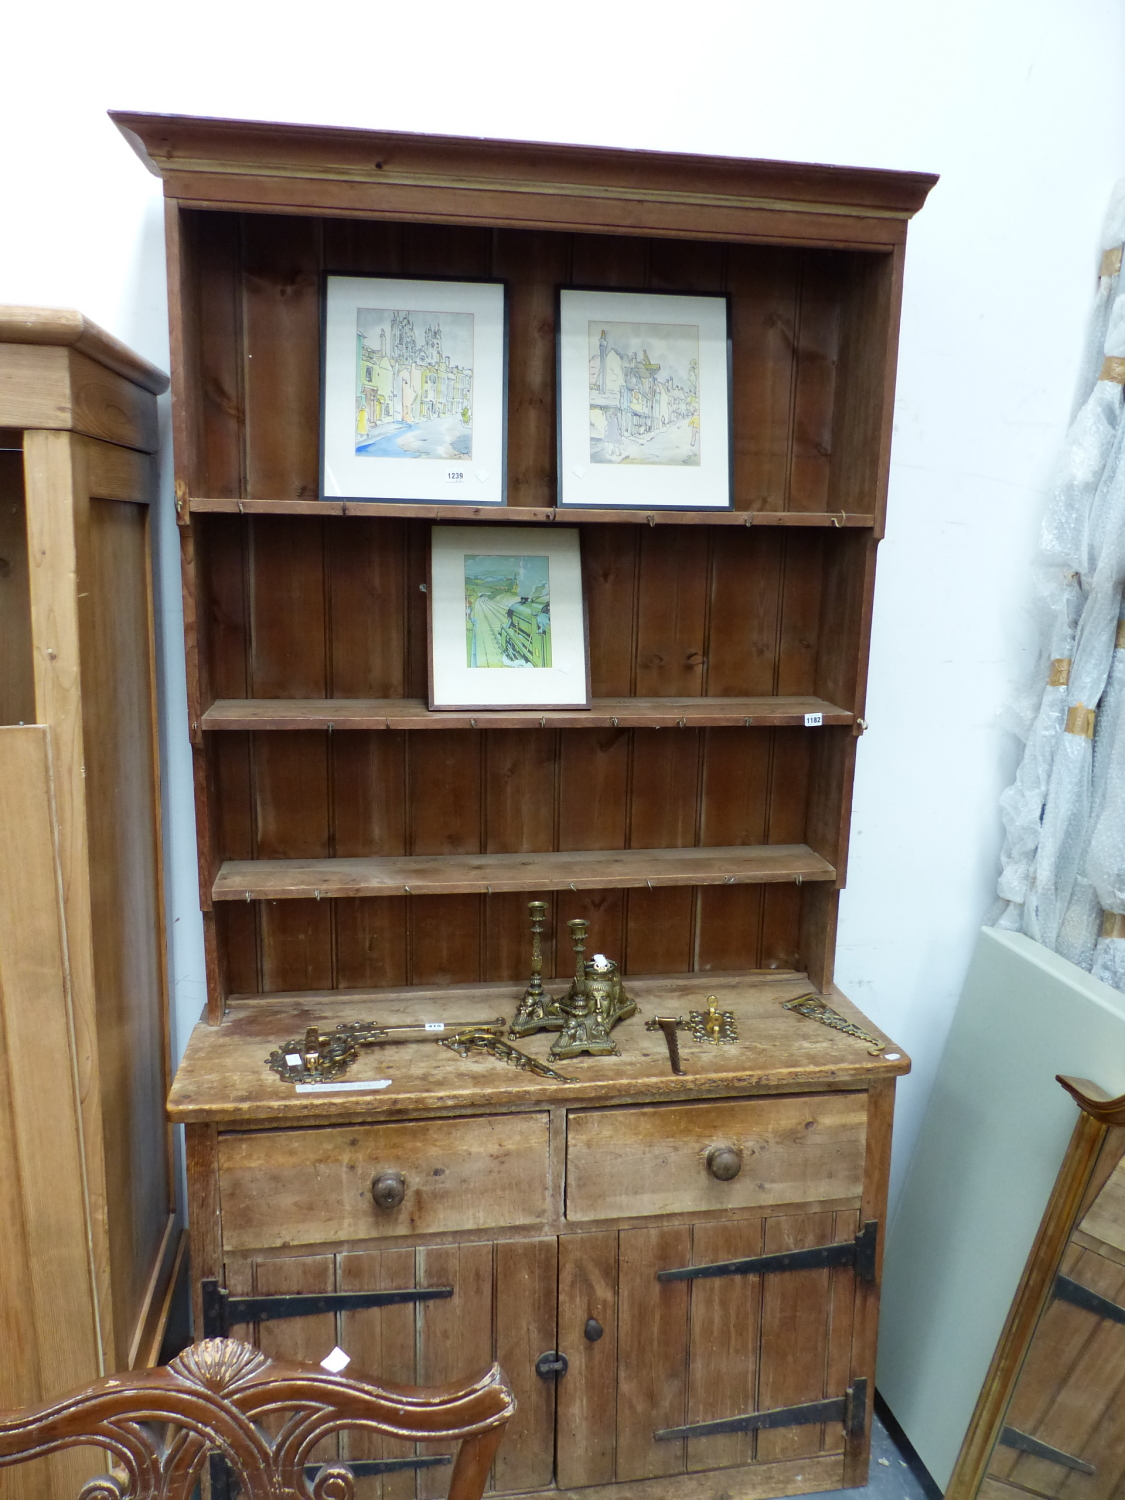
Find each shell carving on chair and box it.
[170,1337,268,1392]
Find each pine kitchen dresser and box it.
[113,110,935,1500]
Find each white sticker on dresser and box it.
[294,1079,393,1094]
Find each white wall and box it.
[2,0,1123,1216]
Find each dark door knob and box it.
[706,1145,743,1181]
[585,1318,604,1342]
[371,1170,406,1209]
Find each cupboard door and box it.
[559,1211,860,1487]
[224,1239,557,1498]
[414,1239,557,1497]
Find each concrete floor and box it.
[799,1413,939,1500]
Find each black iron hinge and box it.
[1054,1273,1125,1326]
[657,1220,878,1286]
[200,1278,453,1338]
[999,1427,1095,1475]
[655,1376,867,1442]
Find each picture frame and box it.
[556,287,732,510]
[428,525,590,711]
[321,274,507,505]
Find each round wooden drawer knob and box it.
[706,1145,743,1181]
[371,1170,406,1210]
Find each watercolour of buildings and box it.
[588,321,699,465]
[355,309,473,458]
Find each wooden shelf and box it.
[187,497,876,528]
[212,844,836,902]
[201,695,853,732]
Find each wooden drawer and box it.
[564,1093,867,1222]
[217,1112,550,1251]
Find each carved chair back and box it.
[0,1337,515,1500]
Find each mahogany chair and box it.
[0,1337,515,1500]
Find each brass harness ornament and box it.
[782,993,885,1055]
[438,1028,574,1081]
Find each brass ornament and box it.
[782,993,885,1056]
[267,1018,507,1084]
[511,900,564,1037]
[509,907,637,1060]
[647,995,738,1049]
[689,994,738,1044]
[439,1028,574,1081]
[550,919,636,1059]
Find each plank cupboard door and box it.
[224,1238,558,1498]
[557,1212,857,1490]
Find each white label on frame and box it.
[424,1022,444,1031]
[285,1054,302,1068]
[804,712,824,727]
[321,1347,351,1374]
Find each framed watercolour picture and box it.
[321,275,507,505]
[557,288,732,510]
[429,526,590,710]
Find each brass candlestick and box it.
[510,900,563,1037]
[550,919,632,1060]
[569,918,588,998]
[528,900,548,1001]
